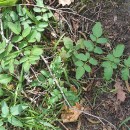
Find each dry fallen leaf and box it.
[114,79,126,102]
[103,126,112,130]
[59,0,74,6]
[61,103,84,123]
[70,85,78,93]
[125,80,130,92]
[7,84,14,90]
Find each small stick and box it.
[41,55,71,107]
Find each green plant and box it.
[121,56,130,80]
[0,2,68,129]
[0,101,28,129]
[119,116,130,129]
[61,22,130,81]
[102,44,125,80]
[85,22,108,54]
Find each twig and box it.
[21,90,38,106]
[13,45,42,84]
[0,14,9,43]
[58,121,69,130]
[41,55,71,107]
[1,4,95,22]
[72,108,118,130]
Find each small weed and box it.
[61,22,130,81]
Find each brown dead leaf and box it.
[59,0,74,6]
[125,80,130,92]
[103,126,112,130]
[7,84,14,90]
[54,12,65,21]
[70,85,78,93]
[114,79,126,102]
[61,103,84,123]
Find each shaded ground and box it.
[45,0,130,129]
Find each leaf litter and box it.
[58,0,74,6]
[114,79,126,102]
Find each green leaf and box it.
[36,32,41,42]
[111,63,117,69]
[18,41,28,49]
[75,60,84,67]
[20,56,29,64]
[92,22,102,38]
[27,30,37,43]
[31,48,43,56]
[10,104,28,116]
[124,56,130,67]
[85,52,90,59]
[75,53,88,61]
[29,56,40,63]
[63,37,73,49]
[113,44,125,57]
[41,70,50,78]
[0,126,6,130]
[42,14,49,21]
[121,68,129,81]
[8,22,21,35]
[12,36,23,43]
[119,117,130,128]
[0,74,12,85]
[10,11,18,21]
[0,88,4,97]
[39,121,54,128]
[94,47,103,54]
[36,0,44,6]
[96,38,107,44]
[22,27,31,38]
[104,67,113,80]
[102,61,117,69]
[17,5,24,16]
[8,116,23,127]
[107,54,115,61]
[89,58,98,65]
[24,7,38,24]
[84,40,94,51]
[42,8,47,13]
[75,39,85,50]
[90,34,97,42]
[9,59,14,74]
[114,58,120,64]
[0,120,3,126]
[38,22,48,28]
[36,16,42,20]
[24,50,31,56]
[0,42,6,54]
[83,64,91,72]
[33,7,41,12]
[23,61,30,72]
[1,101,9,118]
[76,66,85,79]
